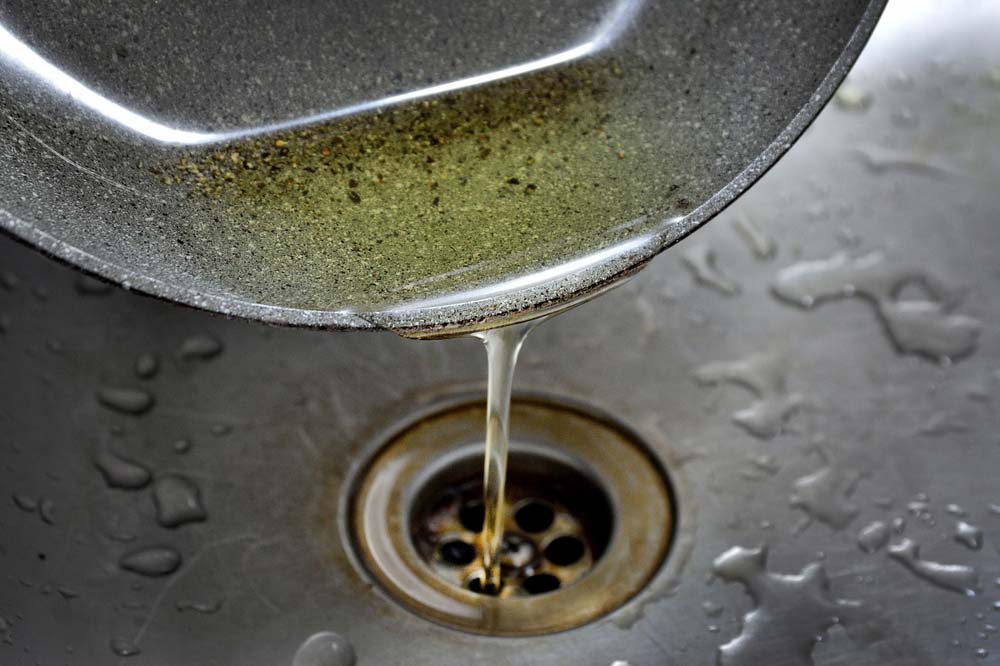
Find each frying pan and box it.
[0,0,885,336]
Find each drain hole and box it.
[459,499,485,532]
[544,535,585,566]
[466,574,502,596]
[514,500,555,533]
[439,540,476,566]
[409,446,614,597]
[522,573,561,595]
[351,399,675,635]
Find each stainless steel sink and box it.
[2,1,999,664]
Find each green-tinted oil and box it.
[159,59,686,309]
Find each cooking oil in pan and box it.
[158,59,690,311]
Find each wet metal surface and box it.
[2,1,1000,664]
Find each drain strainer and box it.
[348,397,674,636]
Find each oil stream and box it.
[471,319,542,592]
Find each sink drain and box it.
[348,397,674,636]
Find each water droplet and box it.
[975,648,989,659]
[733,217,776,261]
[708,624,720,633]
[694,351,805,439]
[609,662,631,666]
[887,538,978,595]
[152,475,207,528]
[773,251,980,362]
[857,520,890,553]
[881,301,981,364]
[292,631,356,666]
[853,145,957,178]
[872,496,894,509]
[890,107,918,128]
[983,65,1000,90]
[712,545,862,665]
[916,412,970,437]
[175,599,222,614]
[834,82,873,112]
[110,637,140,657]
[12,493,37,513]
[0,271,19,291]
[96,386,155,415]
[791,450,861,530]
[57,586,80,600]
[134,353,159,379]
[119,546,182,577]
[965,383,991,402]
[702,600,724,617]
[38,497,55,525]
[888,70,914,90]
[955,521,984,551]
[681,243,740,295]
[74,274,112,295]
[172,438,192,454]
[946,504,969,517]
[177,334,223,360]
[94,448,151,490]
[210,423,232,437]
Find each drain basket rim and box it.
[344,395,675,636]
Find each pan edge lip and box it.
[0,0,888,333]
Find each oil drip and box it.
[470,318,544,593]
